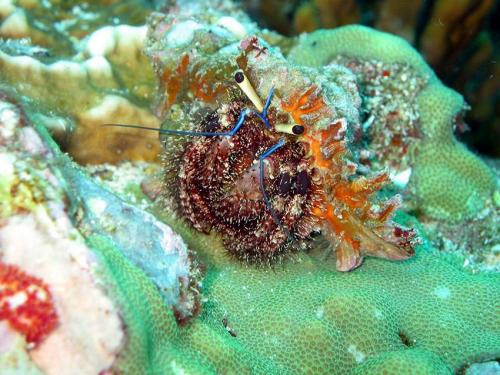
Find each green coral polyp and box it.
[351,348,452,375]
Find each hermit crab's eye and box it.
[234,71,244,84]
[275,123,305,135]
[234,70,264,112]
[292,125,305,135]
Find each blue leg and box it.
[254,86,274,129]
[258,138,292,237]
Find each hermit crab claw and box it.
[335,244,363,272]
[333,217,416,272]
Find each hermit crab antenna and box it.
[100,109,251,137]
[234,70,264,113]
[252,87,274,129]
[261,85,274,118]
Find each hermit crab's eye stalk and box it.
[275,123,305,135]
[234,70,264,112]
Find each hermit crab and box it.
[107,62,417,271]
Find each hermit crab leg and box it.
[258,138,292,238]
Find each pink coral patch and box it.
[0,262,58,346]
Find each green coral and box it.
[87,200,500,374]
[288,25,496,221]
[351,348,452,375]
[413,85,495,221]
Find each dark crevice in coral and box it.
[398,330,414,347]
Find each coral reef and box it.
[186,238,499,374]
[0,92,200,372]
[420,158,500,274]
[59,162,500,374]
[65,158,500,374]
[0,0,151,56]
[0,0,498,373]
[288,25,497,222]
[0,95,125,373]
[0,7,159,164]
